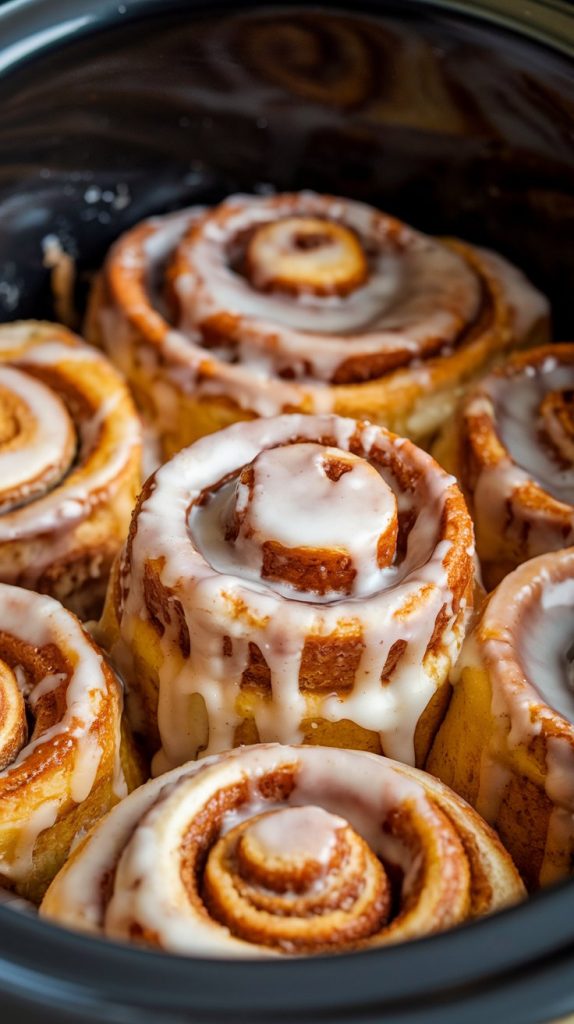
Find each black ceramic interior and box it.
[0,1,573,1022]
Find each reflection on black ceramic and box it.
[0,3,572,330]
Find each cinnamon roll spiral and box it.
[41,744,524,955]
[237,12,376,110]
[99,413,474,774]
[0,583,143,904]
[427,548,574,890]
[433,344,574,589]
[86,192,548,457]
[0,321,141,618]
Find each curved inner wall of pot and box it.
[0,2,571,332]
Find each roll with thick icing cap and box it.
[99,413,475,773]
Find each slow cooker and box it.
[0,1,573,1021]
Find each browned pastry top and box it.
[41,744,525,955]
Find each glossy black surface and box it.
[0,1,573,331]
[1,879,574,1023]
[0,1,574,1022]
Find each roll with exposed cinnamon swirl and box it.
[0,583,143,904]
[99,413,474,774]
[41,743,524,955]
[433,344,574,590]
[0,321,141,619]
[427,548,574,890]
[86,192,549,457]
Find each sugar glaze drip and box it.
[0,365,75,514]
[91,194,548,443]
[481,356,574,504]
[40,744,525,957]
[111,413,474,772]
[192,441,399,600]
[454,549,574,884]
[0,584,127,882]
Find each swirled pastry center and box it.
[41,744,525,956]
[485,358,574,503]
[0,583,129,890]
[167,193,483,381]
[204,442,398,599]
[203,802,389,950]
[240,805,343,868]
[244,216,369,296]
[0,366,76,514]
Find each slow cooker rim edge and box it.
[0,0,572,1019]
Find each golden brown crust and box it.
[41,744,525,956]
[427,548,574,889]
[433,344,574,589]
[86,195,549,457]
[0,321,141,619]
[0,584,145,903]
[99,414,474,771]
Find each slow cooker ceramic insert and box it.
[0,2,573,1022]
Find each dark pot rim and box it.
[1,879,574,1023]
[0,0,574,73]
[0,1,573,1021]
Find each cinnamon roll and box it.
[0,321,141,618]
[99,413,474,774]
[0,583,143,904]
[427,548,574,890]
[41,743,524,955]
[86,192,549,458]
[433,345,574,590]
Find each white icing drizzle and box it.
[522,577,574,720]
[40,744,524,956]
[192,442,398,600]
[456,549,574,882]
[0,584,126,879]
[173,192,480,382]
[70,732,104,804]
[483,358,574,504]
[12,663,32,698]
[93,194,547,429]
[3,800,60,879]
[113,414,471,771]
[475,247,549,346]
[463,348,574,569]
[238,444,394,567]
[0,366,75,513]
[245,805,345,864]
[0,327,141,580]
[27,672,66,710]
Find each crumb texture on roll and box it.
[0,321,142,619]
[41,743,524,956]
[427,547,574,889]
[86,191,548,456]
[99,413,474,773]
[0,583,143,904]
[433,345,574,590]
